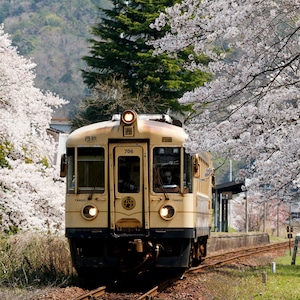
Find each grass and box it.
[0,232,75,288]
[203,250,300,300]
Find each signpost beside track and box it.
[291,233,300,265]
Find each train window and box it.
[153,147,181,193]
[66,148,75,193]
[77,147,105,193]
[118,156,140,193]
[184,153,193,193]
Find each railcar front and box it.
[62,110,212,279]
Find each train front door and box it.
[109,143,148,234]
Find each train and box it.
[61,109,213,279]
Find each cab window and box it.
[77,147,105,193]
[153,147,180,193]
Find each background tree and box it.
[213,158,247,184]
[151,0,300,194]
[232,194,289,234]
[71,76,166,129]
[0,25,66,232]
[81,0,211,117]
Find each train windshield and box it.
[67,147,105,194]
[152,147,193,193]
[153,147,181,193]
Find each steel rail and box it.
[136,286,158,300]
[73,286,106,300]
[135,272,183,300]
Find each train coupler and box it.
[132,239,143,252]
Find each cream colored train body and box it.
[63,110,213,278]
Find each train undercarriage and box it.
[68,234,208,281]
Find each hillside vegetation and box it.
[1,0,110,117]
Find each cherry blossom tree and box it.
[151,0,300,194]
[232,193,289,233]
[0,25,67,233]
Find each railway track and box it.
[73,276,180,300]
[72,271,183,300]
[189,240,290,272]
[73,285,158,300]
[72,241,290,300]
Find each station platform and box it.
[208,232,270,254]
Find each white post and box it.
[272,262,276,273]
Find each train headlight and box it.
[121,110,136,125]
[82,205,98,220]
[159,205,175,220]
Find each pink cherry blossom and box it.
[0,25,67,232]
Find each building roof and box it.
[213,181,244,194]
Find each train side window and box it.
[66,148,75,194]
[153,147,181,193]
[184,152,193,193]
[77,147,105,193]
[118,156,140,193]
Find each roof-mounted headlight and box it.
[82,205,98,220]
[159,205,175,220]
[121,110,136,125]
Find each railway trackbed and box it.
[73,241,291,300]
[73,272,182,300]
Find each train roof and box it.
[66,112,187,146]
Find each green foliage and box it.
[0,143,12,168]
[81,0,211,117]
[213,157,247,184]
[44,14,63,27]
[5,226,19,235]
[40,156,50,168]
